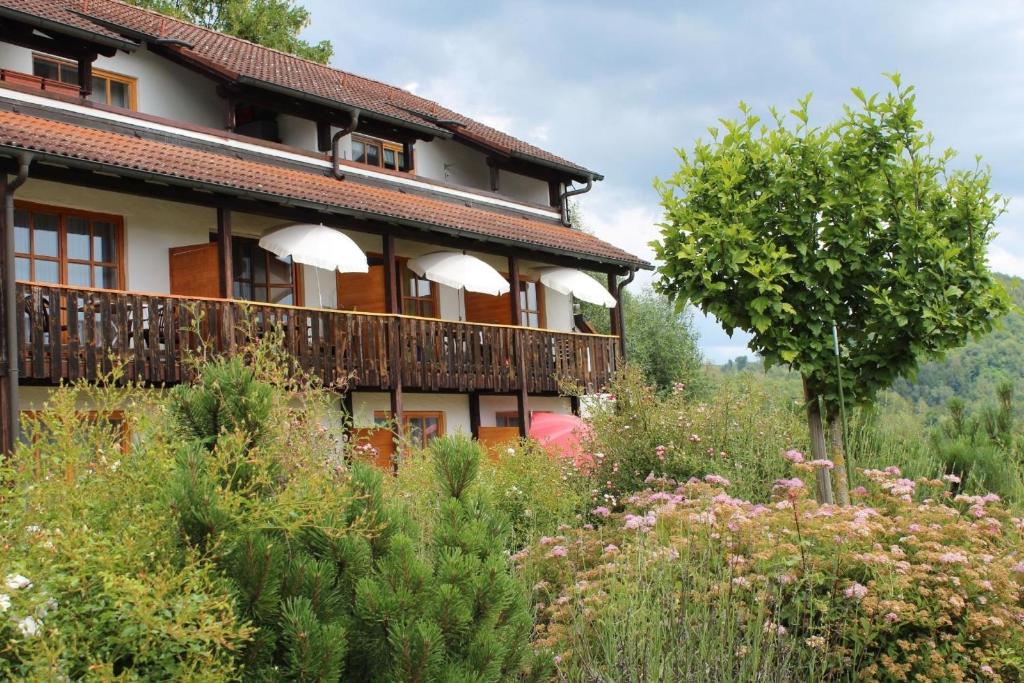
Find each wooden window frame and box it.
[374,410,445,449]
[495,411,520,428]
[32,53,138,110]
[13,200,126,290]
[398,256,439,318]
[229,235,304,306]
[517,277,545,328]
[352,134,413,173]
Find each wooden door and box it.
[337,264,387,312]
[169,242,220,298]
[465,290,512,325]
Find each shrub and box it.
[0,379,248,680]
[585,366,802,502]
[517,464,1024,681]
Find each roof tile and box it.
[0,109,645,267]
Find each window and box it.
[14,202,123,289]
[32,54,136,109]
[495,411,520,428]
[232,236,301,305]
[518,279,544,327]
[352,135,410,172]
[399,259,437,317]
[374,411,445,449]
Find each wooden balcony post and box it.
[383,233,403,433]
[217,208,233,298]
[77,56,94,98]
[469,391,480,439]
[508,256,530,437]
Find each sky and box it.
[301,0,1024,362]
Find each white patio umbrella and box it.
[408,251,510,296]
[535,267,617,308]
[259,223,368,307]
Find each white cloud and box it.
[401,81,420,93]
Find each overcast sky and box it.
[303,0,1024,362]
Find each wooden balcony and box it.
[7,282,620,394]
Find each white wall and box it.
[478,395,571,427]
[350,391,472,436]
[415,138,490,192]
[499,169,551,206]
[18,179,215,293]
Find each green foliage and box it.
[893,274,1024,409]
[584,365,802,502]
[0,380,248,680]
[580,287,705,393]
[128,0,333,63]
[654,76,1009,416]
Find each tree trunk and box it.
[802,376,834,504]
[827,412,851,506]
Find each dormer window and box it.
[32,54,136,109]
[352,135,410,172]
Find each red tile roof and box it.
[0,0,600,179]
[0,109,646,268]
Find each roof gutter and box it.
[331,109,360,180]
[559,175,593,227]
[3,152,30,451]
[0,148,650,271]
[1,7,140,51]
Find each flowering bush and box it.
[517,461,1024,681]
[584,366,803,504]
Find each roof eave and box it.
[0,6,140,52]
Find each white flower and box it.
[0,593,10,612]
[17,615,40,637]
[5,574,31,590]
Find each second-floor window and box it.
[352,135,409,172]
[400,260,436,317]
[32,54,136,109]
[232,237,300,305]
[14,202,123,289]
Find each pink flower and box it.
[807,459,834,470]
[1010,562,1024,574]
[851,486,868,497]
[937,551,968,565]
[703,474,731,487]
[603,544,619,555]
[773,478,806,497]
[591,506,611,518]
[843,582,868,600]
[539,536,556,546]
[942,473,961,484]
[884,612,899,623]
[547,545,568,558]
[783,449,805,464]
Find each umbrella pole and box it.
[316,268,323,308]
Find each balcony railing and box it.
[8,282,620,394]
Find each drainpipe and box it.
[559,174,593,226]
[331,109,361,180]
[3,153,31,451]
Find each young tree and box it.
[654,76,1009,504]
[580,288,704,393]
[129,0,333,63]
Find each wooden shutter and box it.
[465,290,512,325]
[337,264,387,313]
[168,242,220,298]
[352,427,395,470]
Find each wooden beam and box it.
[608,273,621,338]
[316,121,332,152]
[508,255,522,326]
[77,56,93,98]
[548,180,562,209]
[489,164,499,192]
[217,208,233,298]
[469,391,480,439]
[383,233,403,440]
